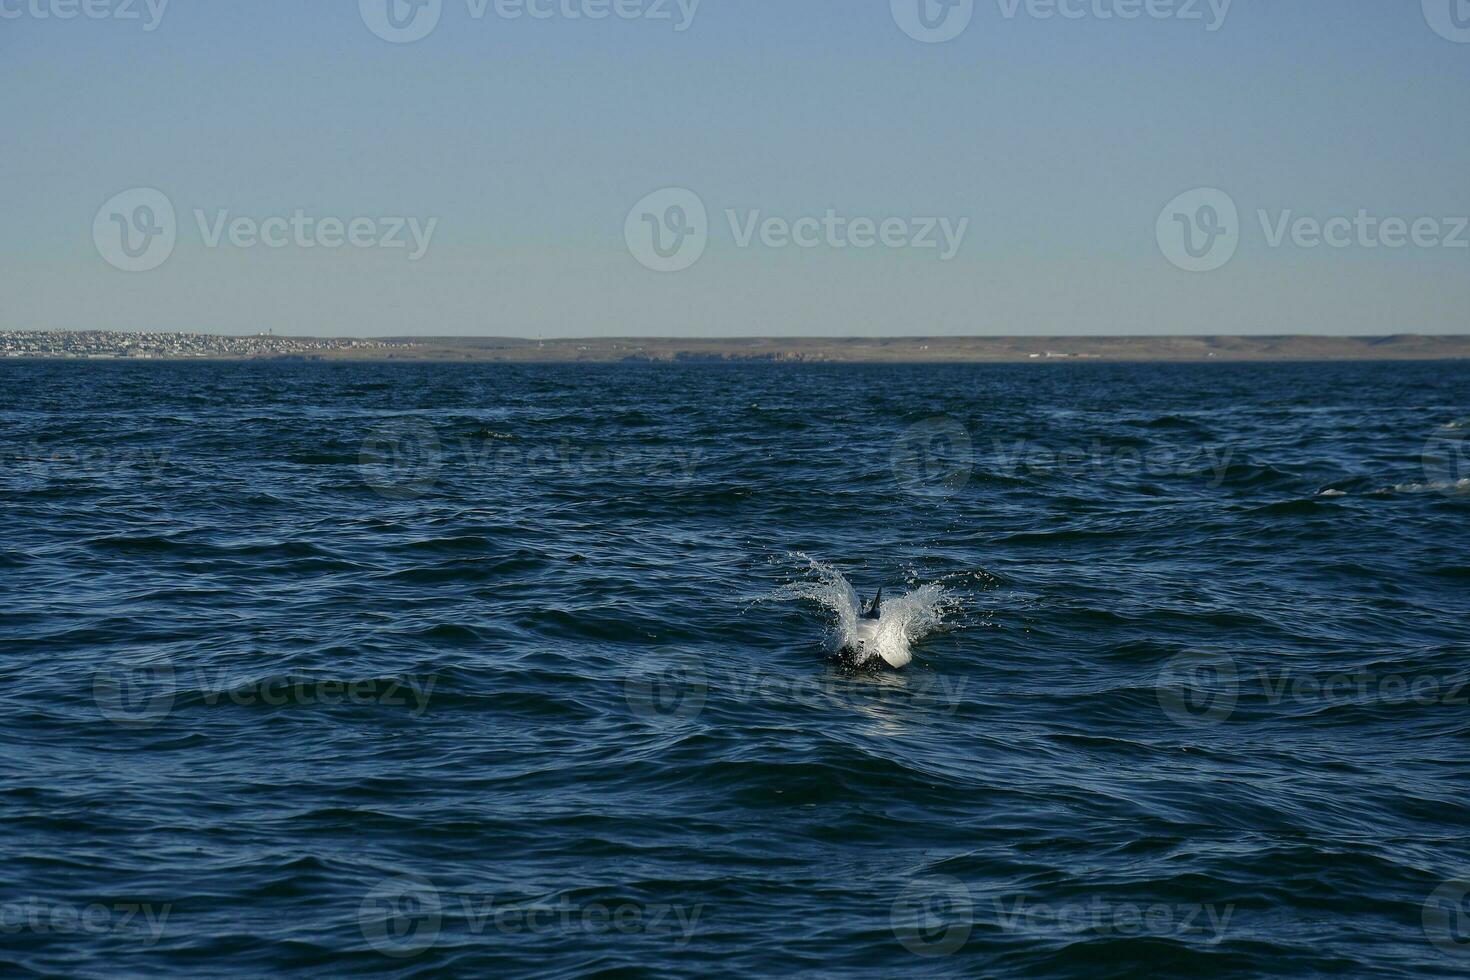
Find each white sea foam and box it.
[1382,478,1470,495]
[774,556,956,669]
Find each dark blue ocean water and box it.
[2,359,1469,978]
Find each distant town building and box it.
[0,330,416,360]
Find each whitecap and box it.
[1381,478,1470,494]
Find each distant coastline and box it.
[5,331,1470,363]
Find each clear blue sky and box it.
[4,0,1468,336]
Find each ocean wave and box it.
[3,359,1466,979]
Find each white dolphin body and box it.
[841,588,914,669]
[848,617,884,663]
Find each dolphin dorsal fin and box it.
[867,588,883,618]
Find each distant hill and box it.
[345,334,1470,363]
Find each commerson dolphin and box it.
[843,588,884,662]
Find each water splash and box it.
[773,555,958,669]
